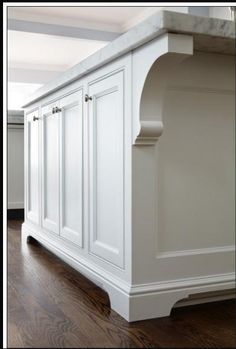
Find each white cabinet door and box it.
[88,70,125,268]
[25,109,40,225]
[41,103,60,234]
[60,90,83,246]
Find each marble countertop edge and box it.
[22,10,235,108]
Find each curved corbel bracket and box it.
[132,32,193,145]
[135,120,164,145]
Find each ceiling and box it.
[8,30,108,71]
[6,5,231,109]
[7,6,186,84]
[8,6,161,32]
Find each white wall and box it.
[8,82,43,110]
[8,111,24,209]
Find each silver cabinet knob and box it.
[33,116,39,121]
[52,106,62,114]
[85,94,92,102]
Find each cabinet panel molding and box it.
[41,103,60,234]
[60,90,84,247]
[88,70,125,268]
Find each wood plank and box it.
[7,220,236,348]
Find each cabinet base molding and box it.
[21,223,235,322]
[8,209,24,220]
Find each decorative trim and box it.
[167,85,235,95]
[94,241,119,255]
[22,222,235,321]
[129,273,235,296]
[40,85,84,109]
[22,222,235,296]
[88,65,126,86]
[132,33,193,145]
[134,120,164,145]
[157,245,235,259]
[174,289,235,308]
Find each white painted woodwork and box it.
[88,70,125,268]
[25,109,39,224]
[132,52,235,287]
[60,90,83,246]
[132,33,193,145]
[22,12,235,322]
[158,89,234,253]
[7,112,24,209]
[8,18,119,41]
[41,102,60,234]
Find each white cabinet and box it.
[41,90,83,245]
[22,26,234,322]
[25,109,40,225]
[60,90,83,246]
[42,102,60,234]
[23,58,132,319]
[88,71,125,268]
[37,74,125,255]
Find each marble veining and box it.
[23,10,235,107]
[164,11,235,38]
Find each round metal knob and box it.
[55,106,61,113]
[85,94,92,102]
[33,116,39,121]
[52,106,61,114]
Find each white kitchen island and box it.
[22,10,235,321]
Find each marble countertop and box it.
[23,10,235,107]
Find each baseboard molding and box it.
[128,275,235,321]
[174,289,236,308]
[22,222,235,322]
[8,209,24,220]
[129,273,235,295]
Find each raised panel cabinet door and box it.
[88,70,125,268]
[41,103,60,234]
[25,109,40,225]
[60,90,83,246]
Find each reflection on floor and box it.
[8,220,236,348]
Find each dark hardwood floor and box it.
[8,220,236,348]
